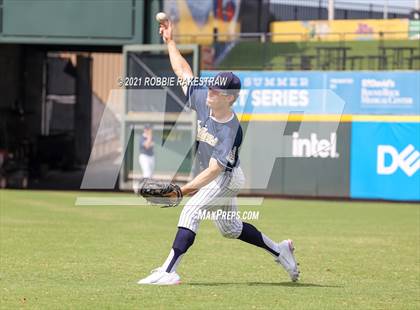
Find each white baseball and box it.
[156,12,168,23]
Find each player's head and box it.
[207,72,241,109]
[144,123,152,134]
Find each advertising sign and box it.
[270,19,409,42]
[202,71,420,116]
[350,122,420,201]
[163,0,241,44]
[240,121,351,197]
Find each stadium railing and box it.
[174,31,420,71]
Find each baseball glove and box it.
[135,179,183,207]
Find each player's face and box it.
[207,88,232,109]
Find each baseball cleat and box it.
[275,239,300,282]
[137,268,181,285]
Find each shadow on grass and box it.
[187,282,341,288]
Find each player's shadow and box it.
[249,282,341,288]
[187,282,341,288]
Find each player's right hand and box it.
[159,20,173,43]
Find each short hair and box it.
[228,91,240,106]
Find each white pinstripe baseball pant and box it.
[178,167,245,238]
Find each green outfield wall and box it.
[0,0,163,45]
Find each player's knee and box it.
[219,226,242,239]
[221,230,240,239]
[182,209,200,223]
[216,218,243,239]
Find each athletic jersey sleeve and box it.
[211,126,242,171]
[185,84,207,112]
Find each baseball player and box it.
[138,19,299,285]
[139,124,155,179]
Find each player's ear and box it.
[228,94,237,106]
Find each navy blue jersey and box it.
[186,85,242,172]
[140,135,154,156]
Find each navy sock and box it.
[163,227,196,273]
[238,222,279,256]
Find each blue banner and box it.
[202,71,420,115]
[350,122,420,201]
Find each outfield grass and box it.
[1,190,419,309]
